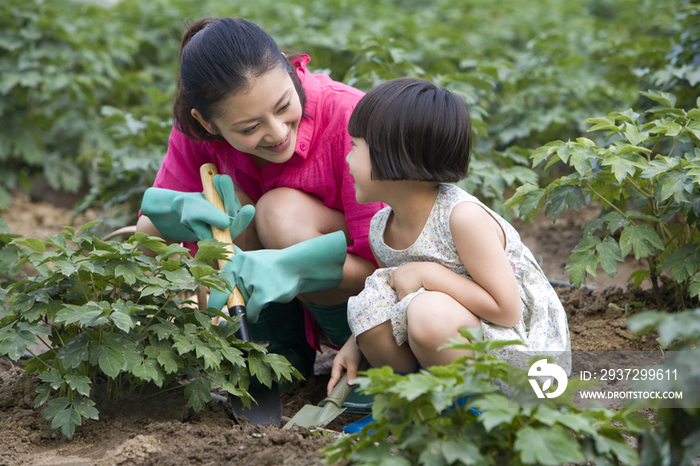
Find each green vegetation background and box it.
[1,0,696,230]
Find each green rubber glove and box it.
[208,231,348,323]
[141,175,255,242]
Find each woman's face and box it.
[192,65,303,164]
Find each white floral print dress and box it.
[347,184,571,371]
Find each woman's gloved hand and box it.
[208,231,348,322]
[141,175,254,242]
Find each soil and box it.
[0,193,667,466]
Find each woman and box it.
[138,17,383,377]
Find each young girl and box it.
[329,77,571,396]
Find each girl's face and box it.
[346,137,380,204]
[192,65,303,164]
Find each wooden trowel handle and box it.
[199,163,247,310]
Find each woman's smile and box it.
[260,131,291,153]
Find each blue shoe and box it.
[342,414,375,434]
[453,395,481,415]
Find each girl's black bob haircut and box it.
[348,77,472,182]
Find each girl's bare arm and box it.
[389,202,522,327]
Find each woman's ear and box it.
[191,108,218,135]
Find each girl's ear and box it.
[191,108,218,135]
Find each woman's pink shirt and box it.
[152,55,383,263]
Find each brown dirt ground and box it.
[0,194,667,466]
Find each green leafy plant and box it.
[2,0,684,218]
[0,217,22,290]
[506,92,700,308]
[321,328,644,466]
[0,224,300,438]
[627,308,700,466]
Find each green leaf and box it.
[79,310,109,327]
[55,304,88,325]
[627,311,664,336]
[596,236,624,277]
[115,261,144,285]
[162,268,196,289]
[515,426,586,465]
[439,441,484,465]
[629,269,651,287]
[624,123,650,146]
[602,152,641,183]
[72,396,99,421]
[65,375,92,397]
[658,171,693,203]
[172,334,196,354]
[52,258,79,276]
[194,341,221,371]
[12,238,45,253]
[50,404,82,439]
[156,350,182,374]
[56,333,90,369]
[619,224,664,259]
[109,309,135,332]
[564,236,601,286]
[133,358,164,386]
[44,397,71,420]
[263,353,300,383]
[469,394,519,432]
[531,141,565,167]
[184,376,211,412]
[664,244,700,282]
[534,406,597,435]
[641,90,677,108]
[89,341,126,378]
[0,325,39,361]
[219,345,246,368]
[593,434,638,465]
[150,321,180,341]
[602,211,630,233]
[193,240,231,262]
[545,185,584,222]
[38,369,65,390]
[34,384,52,408]
[585,116,617,132]
[248,351,273,388]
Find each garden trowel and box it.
[200,163,282,426]
[283,359,368,429]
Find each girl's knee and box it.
[407,292,480,345]
[255,188,348,248]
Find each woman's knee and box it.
[255,187,349,249]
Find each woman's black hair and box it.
[348,78,471,182]
[173,17,307,141]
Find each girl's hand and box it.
[389,262,439,300]
[327,338,363,395]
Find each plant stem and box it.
[24,348,51,369]
[76,270,91,303]
[648,258,663,309]
[141,296,172,333]
[624,175,651,199]
[667,119,691,158]
[584,181,632,222]
[140,383,186,400]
